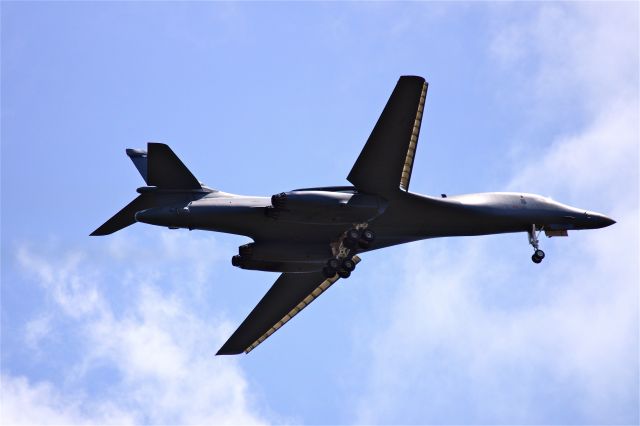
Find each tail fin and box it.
[91,143,201,236]
[90,194,156,236]
[147,143,201,189]
[126,143,200,189]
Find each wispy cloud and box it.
[3,231,268,425]
[355,3,638,424]
[23,314,53,351]
[490,3,638,116]
[2,374,136,425]
[509,98,638,209]
[356,219,637,423]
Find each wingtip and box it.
[400,75,426,83]
[90,226,113,236]
[215,348,243,356]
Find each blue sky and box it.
[2,2,638,425]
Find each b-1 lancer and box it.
[91,76,615,355]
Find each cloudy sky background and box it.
[2,2,638,425]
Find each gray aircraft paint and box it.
[92,76,614,355]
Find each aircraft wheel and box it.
[361,229,375,243]
[531,254,543,264]
[338,269,351,279]
[534,249,545,259]
[358,229,375,249]
[323,266,337,279]
[342,258,356,272]
[327,258,340,270]
[346,228,361,240]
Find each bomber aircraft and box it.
[91,76,615,355]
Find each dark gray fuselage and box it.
[135,186,613,272]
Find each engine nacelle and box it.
[237,241,331,262]
[231,241,332,273]
[267,191,385,224]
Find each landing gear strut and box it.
[528,224,546,264]
[323,224,376,279]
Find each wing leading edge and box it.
[217,256,361,355]
[347,75,427,196]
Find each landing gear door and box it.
[545,229,568,237]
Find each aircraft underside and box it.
[134,187,594,275]
[91,75,614,355]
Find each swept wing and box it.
[347,75,427,195]
[217,256,361,355]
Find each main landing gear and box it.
[528,224,546,264]
[322,258,355,279]
[322,225,376,279]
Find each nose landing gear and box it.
[531,251,545,264]
[528,225,546,264]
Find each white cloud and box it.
[490,3,638,115]
[3,231,268,425]
[1,374,135,425]
[16,247,105,319]
[356,215,637,423]
[23,314,52,347]
[355,2,638,424]
[509,97,638,209]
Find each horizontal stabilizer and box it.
[147,143,201,189]
[90,194,155,236]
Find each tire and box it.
[323,266,336,279]
[327,258,340,270]
[342,258,356,272]
[361,229,375,243]
[534,249,545,259]
[338,269,351,279]
[531,254,542,264]
[346,228,361,240]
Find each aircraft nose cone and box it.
[600,215,616,227]
[591,212,616,228]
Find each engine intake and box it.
[271,192,288,210]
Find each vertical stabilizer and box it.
[91,143,202,236]
[126,143,200,189]
[147,143,201,189]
